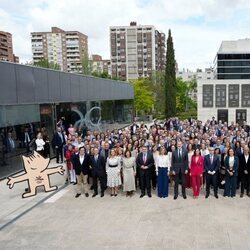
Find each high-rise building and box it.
[214,38,250,79]
[0,31,19,63]
[31,27,88,73]
[110,22,165,81]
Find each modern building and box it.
[198,39,250,124]
[0,31,19,63]
[0,61,134,169]
[31,27,88,73]
[214,38,250,79]
[91,54,111,75]
[110,22,165,80]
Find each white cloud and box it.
[1,0,250,70]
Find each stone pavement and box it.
[0,158,249,250]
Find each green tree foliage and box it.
[91,71,111,79]
[176,78,197,113]
[147,71,165,116]
[131,79,154,116]
[164,29,176,118]
[81,51,92,75]
[34,59,60,70]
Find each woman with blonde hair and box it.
[106,149,121,196]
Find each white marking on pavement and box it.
[44,189,69,203]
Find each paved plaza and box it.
[0,159,249,250]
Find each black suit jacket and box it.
[90,154,106,177]
[171,149,188,174]
[136,152,154,170]
[52,132,66,148]
[73,153,90,175]
[239,154,250,174]
[204,154,219,173]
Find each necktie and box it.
[143,154,146,164]
[210,155,213,164]
[178,149,181,159]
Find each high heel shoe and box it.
[111,194,114,197]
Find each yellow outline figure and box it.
[7,151,65,198]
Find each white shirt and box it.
[79,155,85,164]
[244,154,249,163]
[155,154,170,171]
[35,138,45,151]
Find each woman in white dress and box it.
[106,149,121,196]
[122,150,136,197]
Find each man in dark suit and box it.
[136,146,154,198]
[204,147,219,198]
[171,141,188,199]
[236,140,245,188]
[239,146,250,197]
[52,127,66,163]
[73,146,90,198]
[90,147,106,197]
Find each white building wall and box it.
[198,79,250,123]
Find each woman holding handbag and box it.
[190,148,204,198]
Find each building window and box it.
[228,84,239,107]
[215,85,226,107]
[202,85,213,107]
[242,84,250,107]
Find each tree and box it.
[176,77,197,113]
[147,71,165,116]
[81,51,92,75]
[131,79,154,116]
[164,29,176,118]
[34,59,60,70]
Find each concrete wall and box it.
[198,79,250,123]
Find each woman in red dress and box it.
[190,148,204,198]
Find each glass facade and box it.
[217,53,250,79]
[0,99,133,172]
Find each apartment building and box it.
[0,31,19,63]
[91,54,111,75]
[110,22,165,80]
[31,27,88,73]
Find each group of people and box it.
[51,116,250,200]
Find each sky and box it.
[1,0,250,71]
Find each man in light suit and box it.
[204,147,219,198]
[171,141,188,199]
[136,146,154,198]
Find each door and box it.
[217,109,228,124]
[236,109,247,125]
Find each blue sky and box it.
[1,0,250,71]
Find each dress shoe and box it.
[240,193,244,198]
[215,194,219,199]
[73,182,77,185]
[174,195,178,200]
[85,193,89,197]
[247,193,250,197]
[205,194,209,199]
[75,193,81,198]
[92,193,97,198]
[183,194,187,199]
[148,194,152,198]
[140,194,145,198]
[101,193,104,197]
[110,194,114,197]
[114,194,117,197]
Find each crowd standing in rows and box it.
[34,117,250,199]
